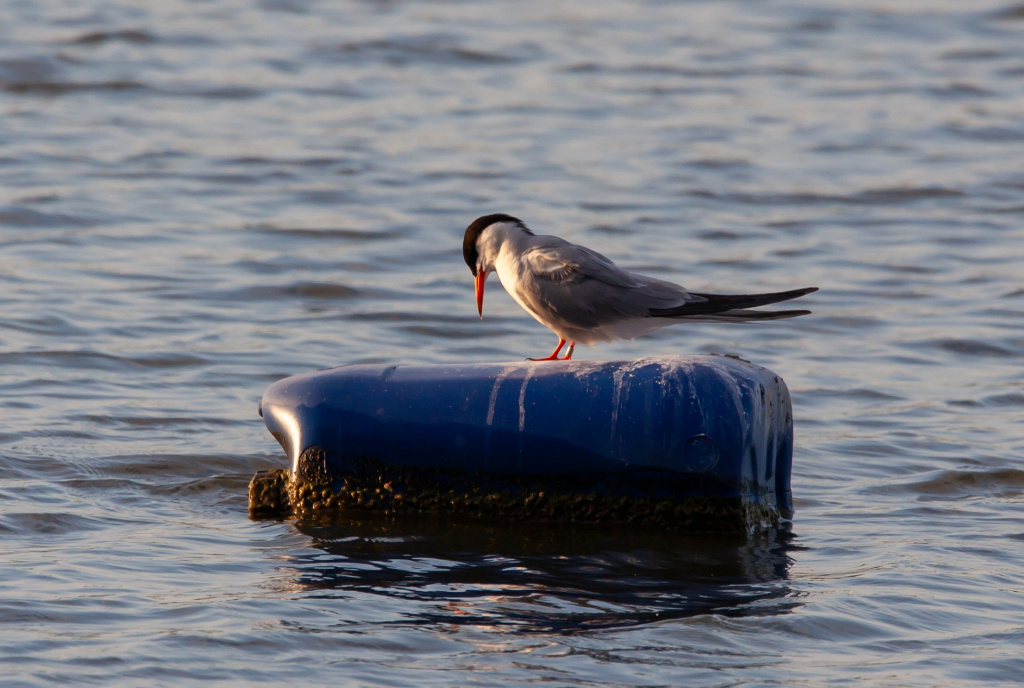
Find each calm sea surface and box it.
[2,1,1024,685]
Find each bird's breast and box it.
[494,254,553,326]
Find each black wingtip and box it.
[742,308,813,320]
[649,286,818,318]
[699,308,813,321]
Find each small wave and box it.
[982,392,1024,406]
[150,474,253,498]
[2,79,148,95]
[578,203,650,213]
[991,4,1024,21]
[208,281,366,301]
[814,85,912,98]
[560,62,749,79]
[696,229,743,241]
[0,206,96,227]
[247,223,410,241]
[0,350,210,371]
[856,186,964,203]
[684,187,962,206]
[0,315,90,337]
[421,169,508,181]
[811,315,887,330]
[0,512,111,536]
[293,189,357,205]
[773,245,824,258]
[0,56,60,83]
[275,281,365,300]
[945,124,1024,142]
[589,224,637,236]
[72,414,240,430]
[794,17,836,32]
[400,324,489,339]
[810,142,911,154]
[166,85,264,100]
[225,155,367,170]
[901,468,1024,498]
[926,83,993,99]
[318,35,525,67]
[65,29,157,45]
[940,49,1003,61]
[802,387,903,401]
[685,157,752,170]
[348,311,475,324]
[931,338,1018,358]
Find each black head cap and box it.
[462,213,530,276]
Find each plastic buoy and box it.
[255,356,794,531]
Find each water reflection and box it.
[281,512,800,633]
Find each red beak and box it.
[475,270,486,318]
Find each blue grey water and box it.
[2,0,1023,685]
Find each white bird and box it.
[463,214,817,361]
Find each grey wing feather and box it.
[524,236,641,288]
[521,236,701,327]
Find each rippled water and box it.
[3,1,1024,685]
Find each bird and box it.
[463,213,817,361]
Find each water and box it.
[2,0,1024,685]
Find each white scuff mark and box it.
[610,366,627,443]
[517,365,535,434]
[568,360,606,382]
[278,409,303,474]
[609,358,654,448]
[486,365,518,426]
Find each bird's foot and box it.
[527,340,574,361]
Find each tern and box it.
[463,213,817,361]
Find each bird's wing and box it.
[523,237,643,288]
[518,237,701,327]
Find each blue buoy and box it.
[255,356,794,531]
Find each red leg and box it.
[561,342,575,360]
[528,338,566,361]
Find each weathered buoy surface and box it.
[256,355,794,531]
